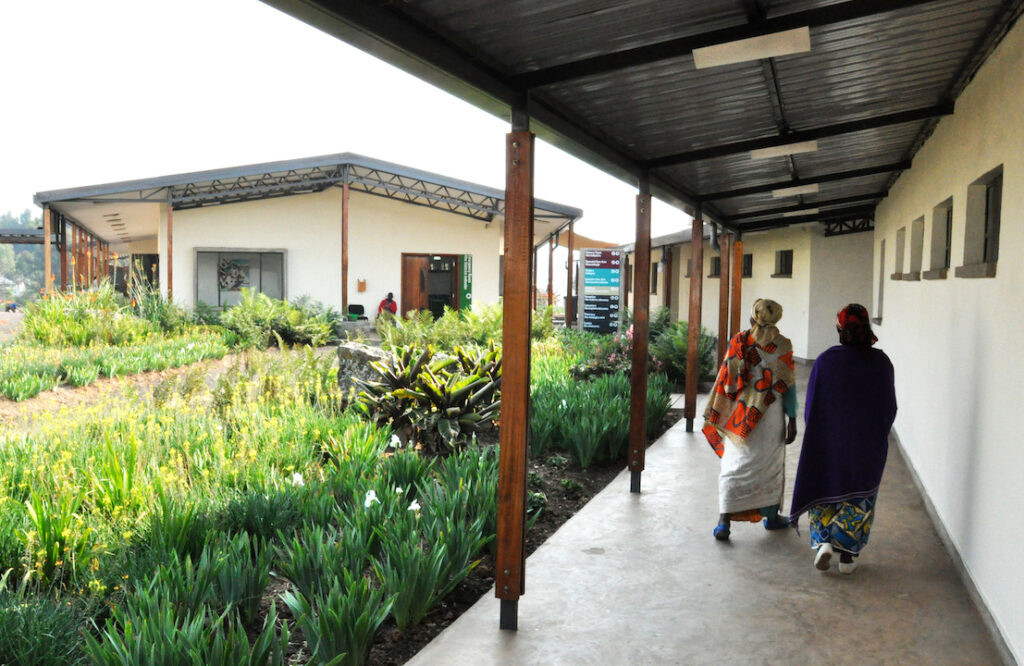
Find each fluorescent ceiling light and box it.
[772,183,819,198]
[784,208,818,217]
[693,27,811,69]
[750,140,819,160]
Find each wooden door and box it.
[401,254,430,316]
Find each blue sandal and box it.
[763,515,791,530]
[713,523,731,540]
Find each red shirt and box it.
[378,298,397,315]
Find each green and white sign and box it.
[458,254,473,311]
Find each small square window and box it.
[891,226,906,279]
[772,249,793,277]
[904,216,924,281]
[742,253,753,278]
[925,199,952,280]
[957,165,1001,278]
[708,256,721,277]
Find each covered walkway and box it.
[409,364,1005,665]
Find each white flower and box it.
[291,472,305,487]
[561,399,568,409]
[408,500,421,512]
[391,434,402,448]
[364,489,379,508]
[395,486,404,495]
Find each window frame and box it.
[742,253,753,279]
[708,255,721,278]
[771,249,793,278]
[194,248,287,309]
[924,198,952,280]
[956,165,1002,279]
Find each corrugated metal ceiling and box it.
[263,0,1021,234]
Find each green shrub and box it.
[21,284,155,347]
[0,573,88,666]
[219,289,337,349]
[650,320,718,383]
[281,572,392,666]
[85,573,291,666]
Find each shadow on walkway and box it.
[409,364,1003,665]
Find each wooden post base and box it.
[686,417,695,433]
[630,470,642,493]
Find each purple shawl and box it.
[789,345,897,521]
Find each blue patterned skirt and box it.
[808,494,877,556]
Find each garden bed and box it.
[367,407,682,665]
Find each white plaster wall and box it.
[871,21,1024,663]
[347,190,502,314]
[171,190,343,309]
[807,231,874,358]
[672,226,815,357]
[169,189,504,314]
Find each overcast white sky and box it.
[1,0,690,247]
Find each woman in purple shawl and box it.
[789,304,897,574]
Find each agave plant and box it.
[355,343,501,454]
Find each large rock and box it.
[337,342,393,399]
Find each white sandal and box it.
[838,557,858,575]
[814,543,833,571]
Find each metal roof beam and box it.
[824,218,875,237]
[736,204,876,229]
[726,193,887,221]
[699,161,910,202]
[645,105,953,168]
[260,0,733,230]
[508,0,951,88]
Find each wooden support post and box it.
[73,226,80,288]
[628,187,652,493]
[59,219,67,292]
[531,246,538,311]
[342,181,350,312]
[664,246,673,309]
[684,213,705,432]
[566,220,575,326]
[43,207,52,295]
[166,205,173,301]
[717,233,732,364]
[547,235,554,314]
[730,237,743,338]
[495,126,534,632]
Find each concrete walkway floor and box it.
[408,364,1005,665]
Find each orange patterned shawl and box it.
[702,329,795,458]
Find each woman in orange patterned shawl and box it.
[702,298,798,541]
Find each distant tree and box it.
[0,244,14,276]
[0,210,45,298]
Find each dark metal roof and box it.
[33,152,582,224]
[0,229,50,245]
[261,0,1022,234]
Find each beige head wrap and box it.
[749,298,783,345]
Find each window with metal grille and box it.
[742,253,753,278]
[772,249,793,277]
[708,256,721,277]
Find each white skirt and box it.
[718,399,786,514]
